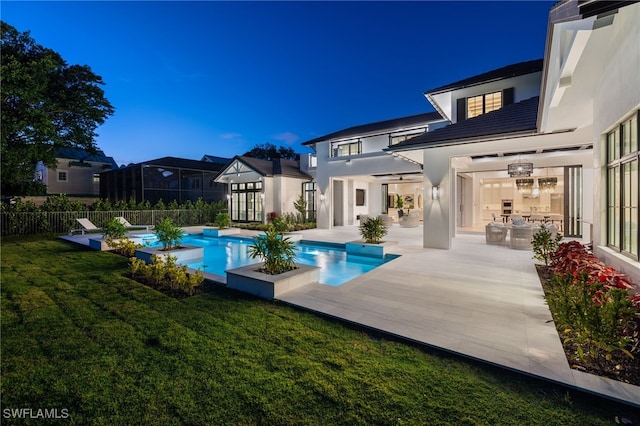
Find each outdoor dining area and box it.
[485,216,559,250]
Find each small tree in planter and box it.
[154,218,184,250]
[248,226,297,275]
[359,216,387,244]
[102,217,127,244]
[532,223,563,266]
[213,212,232,229]
[293,194,307,223]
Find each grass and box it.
[1,236,637,425]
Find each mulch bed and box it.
[536,265,640,386]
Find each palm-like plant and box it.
[248,226,297,275]
[359,216,387,244]
[154,218,184,250]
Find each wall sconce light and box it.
[226,194,231,200]
[431,186,440,200]
[319,193,325,202]
[260,193,265,200]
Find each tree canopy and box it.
[243,143,299,161]
[1,21,115,195]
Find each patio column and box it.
[423,149,452,249]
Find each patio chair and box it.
[485,222,507,245]
[399,212,420,228]
[69,218,101,236]
[510,224,535,250]
[115,216,152,231]
[378,214,394,227]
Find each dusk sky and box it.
[3,1,555,167]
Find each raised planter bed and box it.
[202,227,241,237]
[226,263,319,299]
[345,240,398,258]
[135,244,204,264]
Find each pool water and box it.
[152,234,398,286]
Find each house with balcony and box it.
[302,0,639,282]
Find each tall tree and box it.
[243,143,299,161]
[1,21,115,194]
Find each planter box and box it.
[89,237,116,251]
[345,240,398,258]
[202,227,241,237]
[226,263,320,299]
[135,244,204,264]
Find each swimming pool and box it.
[147,234,398,286]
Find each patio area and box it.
[61,224,640,407]
[278,225,640,408]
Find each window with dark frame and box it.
[303,182,316,222]
[606,110,639,260]
[57,171,68,182]
[230,181,263,222]
[356,188,366,206]
[331,139,362,157]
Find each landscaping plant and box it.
[541,240,640,381]
[293,194,307,222]
[248,226,297,275]
[101,217,143,256]
[154,218,184,250]
[129,254,204,295]
[532,223,563,266]
[214,212,232,229]
[359,216,387,244]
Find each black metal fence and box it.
[1,209,221,236]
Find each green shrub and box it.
[271,215,290,234]
[129,254,205,295]
[102,217,128,242]
[359,217,387,244]
[154,218,184,250]
[111,238,143,257]
[214,212,232,229]
[532,223,563,266]
[248,226,297,275]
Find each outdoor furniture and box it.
[485,222,508,245]
[116,216,152,231]
[358,214,371,225]
[510,225,535,250]
[69,218,101,235]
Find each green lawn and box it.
[1,236,635,425]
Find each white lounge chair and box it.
[115,216,152,231]
[69,218,101,235]
[485,222,507,245]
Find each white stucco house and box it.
[300,0,639,282]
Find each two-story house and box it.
[36,147,118,197]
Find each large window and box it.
[331,139,361,157]
[467,91,502,119]
[607,111,639,259]
[303,182,316,222]
[231,181,263,222]
[389,131,424,146]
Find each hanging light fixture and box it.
[515,178,534,193]
[538,169,558,193]
[507,155,533,177]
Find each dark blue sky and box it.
[3,1,555,166]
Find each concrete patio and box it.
[61,225,640,408]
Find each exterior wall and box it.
[45,160,108,196]
[275,176,306,217]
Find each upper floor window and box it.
[457,87,514,121]
[57,171,68,182]
[467,91,502,119]
[93,173,100,184]
[389,131,424,146]
[331,139,361,158]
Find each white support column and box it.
[423,149,452,249]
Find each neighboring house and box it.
[99,156,229,205]
[35,147,118,197]
[301,112,447,227]
[214,156,313,223]
[302,0,639,281]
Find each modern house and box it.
[301,112,448,227]
[301,0,639,282]
[214,156,313,223]
[99,156,229,205]
[35,147,118,197]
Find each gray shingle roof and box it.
[55,147,119,169]
[201,154,232,164]
[424,59,544,95]
[301,111,443,146]
[234,156,312,180]
[388,96,540,151]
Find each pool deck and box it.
[60,225,640,408]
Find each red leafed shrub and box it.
[267,212,279,223]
